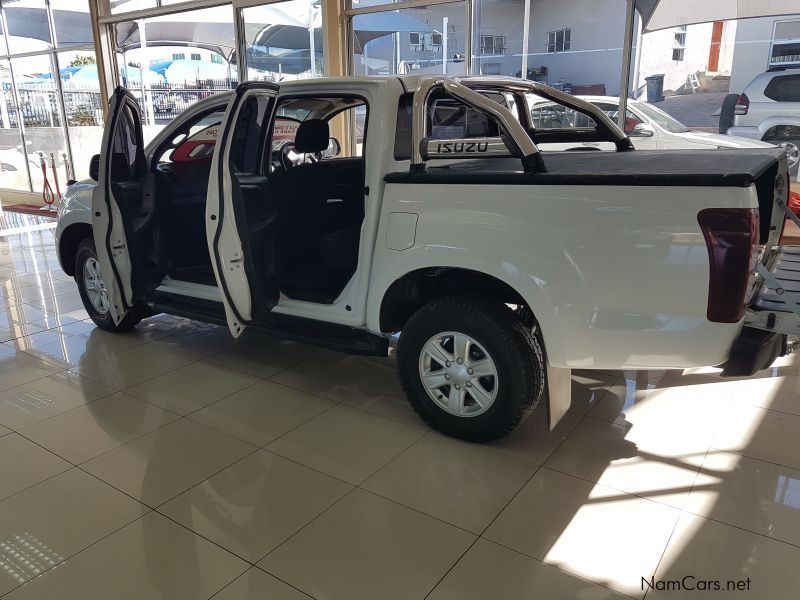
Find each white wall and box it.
[729,16,782,93]
[638,22,714,94]
[527,0,628,95]
[364,0,630,94]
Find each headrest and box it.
[294,119,329,153]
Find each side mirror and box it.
[89,154,100,181]
[630,123,654,137]
[322,137,341,159]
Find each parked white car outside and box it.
[529,95,778,155]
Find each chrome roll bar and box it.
[466,76,633,152]
[410,75,634,172]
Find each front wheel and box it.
[397,296,545,442]
[75,238,141,332]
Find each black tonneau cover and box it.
[386,148,784,187]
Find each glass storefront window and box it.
[0,59,30,191]
[3,0,53,54]
[109,0,158,15]
[473,0,522,77]
[59,49,102,180]
[49,0,93,48]
[513,0,627,95]
[351,2,466,76]
[10,53,67,194]
[114,5,236,140]
[242,1,325,81]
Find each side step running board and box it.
[148,292,390,357]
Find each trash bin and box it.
[645,74,665,103]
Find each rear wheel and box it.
[75,238,141,332]
[397,296,545,442]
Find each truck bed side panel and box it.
[369,182,759,370]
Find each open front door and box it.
[207,82,280,337]
[92,87,148,325]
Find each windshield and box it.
[633,102,690,133]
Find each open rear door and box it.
[206,82,280,337]
[92,87,147,325]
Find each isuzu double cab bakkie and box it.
[56,75,800,442]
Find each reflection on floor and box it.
[0,220,799,599]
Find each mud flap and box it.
[546,365,571,431]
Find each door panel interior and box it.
[92,87,162,322]
[207,82,280,336]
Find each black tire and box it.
[718,93,738,134]
[75,238,142,332]
[397,296,545,442]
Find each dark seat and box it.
[278,119,335,268]
[277,118,365,301]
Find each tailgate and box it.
[746,166,800,336]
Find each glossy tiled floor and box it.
[0,212,799,599]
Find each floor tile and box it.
[428,538,629,600]
[712,403,800,471]
[0,321,45,344]
[213,568,312,600]
[209,335,329,378]
[545,415,705,509]
[548,381,740,508]
[0,371,114,430]
[4,320,163,368]
[82,418,256,506]
[126,360,260,416]
[71,341,203,389]
[269,355,424,426]
[0,433,71,501]
[259,489,475,600]
[27,291,87,315]
[650,512,800,599]
[0,468,147,596]
[0,348,62,392]
[20,392,179,464]
[486,405,583,465]
[190,380,335,445]
[484,467,680,598]
[3,512,248,600]
[684,450,800,547]
[732,374,800,417]
[160,450,351,561]
[266,404,426,484]
[363,432,537,533]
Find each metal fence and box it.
[0,78,238,129]
[124,78,237,122]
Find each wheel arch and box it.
[379,267,530,334]
[58,222,93,276]
[760,123,800,141]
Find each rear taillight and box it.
[698,208,759,323]
[734,93,749,115]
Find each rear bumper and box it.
[721,327,786,376]
[726,126,762,140]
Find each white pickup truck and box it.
[55,75,799,442]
